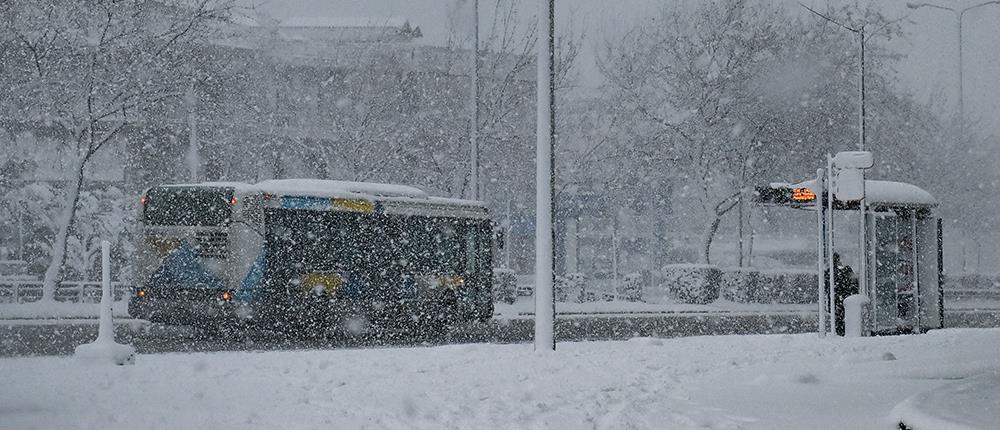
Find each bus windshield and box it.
[143,187,234,226]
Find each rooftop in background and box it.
[232,13,422,44]
[278,17,411,29]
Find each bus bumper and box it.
[129,289,253,327]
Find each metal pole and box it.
[911,211,920,333]
[17,205,24,260]
[827,155,837,335]
[186,78,199,183]
[470,0,480,200]
[858,27,865,152]
[857,28,869,333]
[534,0,556,351]
[816,168,826,337]
[957,11,964,136]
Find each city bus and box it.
[129,179,495,335]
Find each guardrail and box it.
[0,280,133,304]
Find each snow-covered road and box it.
[2,328,998,429]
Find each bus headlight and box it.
[440,275,465,289]
[301,273,344,297]
[416,274,465,290]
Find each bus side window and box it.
[465,226,477,275]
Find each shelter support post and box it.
[826,155,836,335]
[816,168,827,337]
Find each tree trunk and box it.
[41,157,86,302]
[700,213,724,265]
[736,196,745,267]
[699,194,740,265]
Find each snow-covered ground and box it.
[2,328,997,430]
[494,297,817,318]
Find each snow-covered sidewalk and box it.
[2,328,998,429]
[0,300,130,320]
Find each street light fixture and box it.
[800,3,872,310]
[534,0,556,351]
[907,1,1000,135]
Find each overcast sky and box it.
[247,0,1000,137]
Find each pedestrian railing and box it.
[0,280,133,304]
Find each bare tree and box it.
[599,0,914,265]
[1,0,232,301]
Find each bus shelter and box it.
[756,179,943,336]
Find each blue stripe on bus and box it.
[280,196,330,210]
[150,243,224,290]
[236,251,266,302]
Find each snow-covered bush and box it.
[554,275,568,302]
[492,268,517,304]
[947,274,995,290]
[554,273,588,302]
[617,273,643,302]
[779,270,818,304]
[654,264,722,304]
[721,268,763,303]
[721,268,818,304]
[565,272,589,303]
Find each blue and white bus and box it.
[129,179,495,334]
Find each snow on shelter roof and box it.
[794,179,937,208]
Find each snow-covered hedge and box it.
[617,273,643,302]
[555,272,590,303]
[721,268,817,304]
[721,268,763,302]
[652,264,722,304]
[778,270,817,304]
[945,273,997,290]
[492,268,517,304]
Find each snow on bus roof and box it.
[256,179,428,199]
[255,179,487,207]
[793,179,937,207]
[156,180,487,208]
[157,181,257,192]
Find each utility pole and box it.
[186,78,199,183]
[534,0,556,351]
[470,0,481,200]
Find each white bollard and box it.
[75,240,136,365]
[843,294,869,338]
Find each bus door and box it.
[872,210,919,333]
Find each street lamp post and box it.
[801,3,871,306]
[534,0,556,351]
[470,0,480,200]
[908,1,1000,135]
